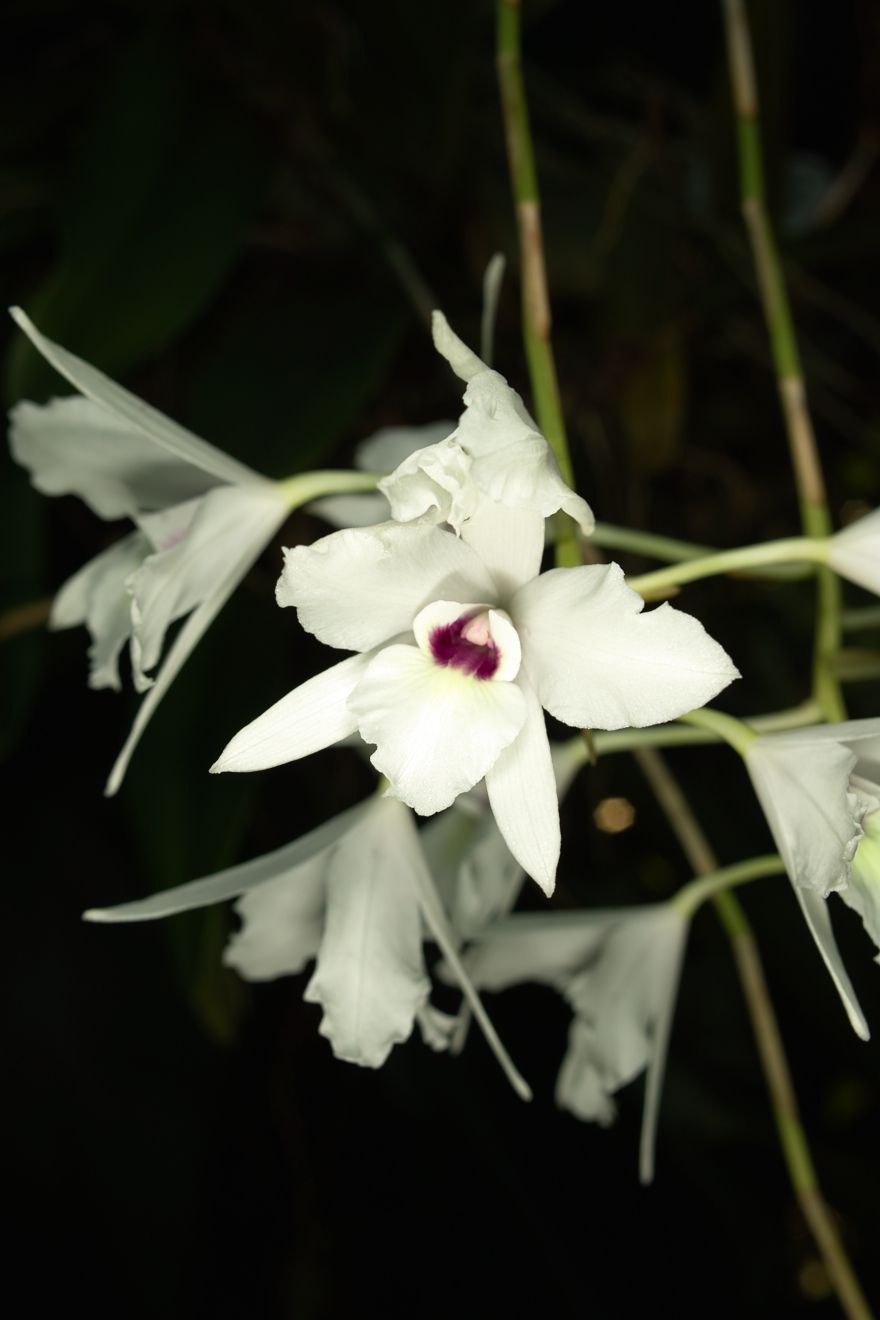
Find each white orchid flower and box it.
[827,507,880,595]
[84,793,530,1092]
[378,313,595,537]
[745,719,880,1038]
[212,516,738,895]
[462,904,688,1182]
[846,804,880,962]
[7,308,373,795]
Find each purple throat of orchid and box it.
[430,611,500,680]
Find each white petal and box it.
[513,563,739,730]
[432,309,486,382]
[828,508,880,595]
[746,738,863,897]
[356,421,454,473]
[456,371,594,531]
[276,521,494,652]
[212,651,374,774]
[460,502,545,599]
[485,675,560,896]
[793,887,870,1040]
[304,798,430,1068]
[223,859,326,980]
[10,308,261,488]
[9,397,218,520]
[104,492,287,795]
[127,485,286,689]
[84,801,366,921]
[51,531,147,691]
[448,812,526,938]
[555,1019,617,1125]
[377,437,475,530]
[349,644,527,815]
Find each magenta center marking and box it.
[429,611,500,680]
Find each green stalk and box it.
[496,0,579,568]
[277,469,380,506]
[721,0,844,721]
[627,535,826,597]
[673,854,784,919]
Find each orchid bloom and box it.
[746,719,880,1039]
[461,904,688,1182]
[309,422,454,529]
[212,510,738,894]
[7,309,370,795]
[84,794,528,1091]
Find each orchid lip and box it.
[412,600,522,682]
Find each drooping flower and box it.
[8,309,364,795]
[212,517,739,895]
[461,903,688,1182]
[378,313,594,537]
[84,794,528,1090]
[745,719,880,1038]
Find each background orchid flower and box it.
[85,793,528,1089]
[745,719,880,1038]
[826,507,880,595]
[7,308,370,795]
[461,904,688,1182]
[378,313,594,537]
[212,517,738,895]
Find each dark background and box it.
[4,2,880,1315]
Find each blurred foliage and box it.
[4,1,880,1317]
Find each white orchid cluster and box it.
[9,297,880,1179]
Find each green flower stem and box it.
[496,0,579,569]
[638,744,874,1320]
[673,854,784,920]
[277,469,379,508]
[627,536,827,597]
[591,522,712,563]
[564,699,822,769]
[721,0,844,723]
[677,707,756,757]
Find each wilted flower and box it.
[212,516,738,894]
[746,719,880,1038]
[7,309,369,795]
[462,904,688,1181]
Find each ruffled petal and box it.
[485,674,560,895]
[513,563,739,730]
[10,308,261,488]
[9,397,219,520]
[51,531,147,690]
[378,437,475,529]
[212,651,374,774]
[349,643,527,815]
[276,521,494,652]
[304,798,430,1068]
[746,737,864,897]
[84,801,366,921]
[127,484,286,690]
